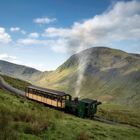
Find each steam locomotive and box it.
[25,85,101,118]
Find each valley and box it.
[1,47,139,107]
[0,75,140,140]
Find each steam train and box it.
[25,85,101,118]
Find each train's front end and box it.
[65,97,101,118]
[78,98,101,118]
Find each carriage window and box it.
[52,96,58,101]
[38,91,43,96]
[28,88,30,93]
[40,93,44,97]
[29,88,33,93]
[44,94,47,98]
[58,97,62,102]
[32,89,36,94]
[37,91,40,96]
[55,96,59,101]
[47,94,51,99]
[50,95,53,99]
[62,96,66,100]
[66,96,69,100]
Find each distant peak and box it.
[58,47,139,71]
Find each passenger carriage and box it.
[25,85,71,109]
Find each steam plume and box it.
[75,46,90,97]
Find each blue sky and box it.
[0,0,140,71]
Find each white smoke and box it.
[75,56,87,97]
[42,1,140,97]
[74,46,90,98]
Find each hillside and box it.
[0,47,140,108]
[35,47,140,108]
[0,60,42,82]
[0,75,140,140]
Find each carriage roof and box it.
[27,85,68,97]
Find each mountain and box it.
[35,47,140,107]
[0,60,42,82]
[1,48,140,139]
[0,47,140,107]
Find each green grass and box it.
[37,66,140,108]
[97,104,140,128]
[35,48,140,109]
[0,75,140,140]
[0,89,140,140]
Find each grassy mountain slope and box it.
[0,75,140,140]
[36,47,140,108]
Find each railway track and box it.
[0,75,135,127]
[0,76,25,97]
[0,76,118,125]
[94,116,117,125]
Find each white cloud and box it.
[49,39,68,53]
[28,32,39,38]
[0,53,16,60]
[17,38,49,46]
[16,37,69,54]
[10,27,20,32]
[10,27,26,34]
[0,53,20,64]
[17,38,42,45]
[43,0,140,53]
[21,30,26,35]
[16,1,140,54]
[43,27,70,37]
[24,63,47,71]
[34,17,56,24]
[0,27,12,44]
[0,53,47,71]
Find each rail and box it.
[0,76,25,97]
[0,75,137,128]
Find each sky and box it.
[0,0,140,71]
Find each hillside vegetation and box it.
[35,47,140,108]
[0,47,139,108]
[0,75,140,140]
